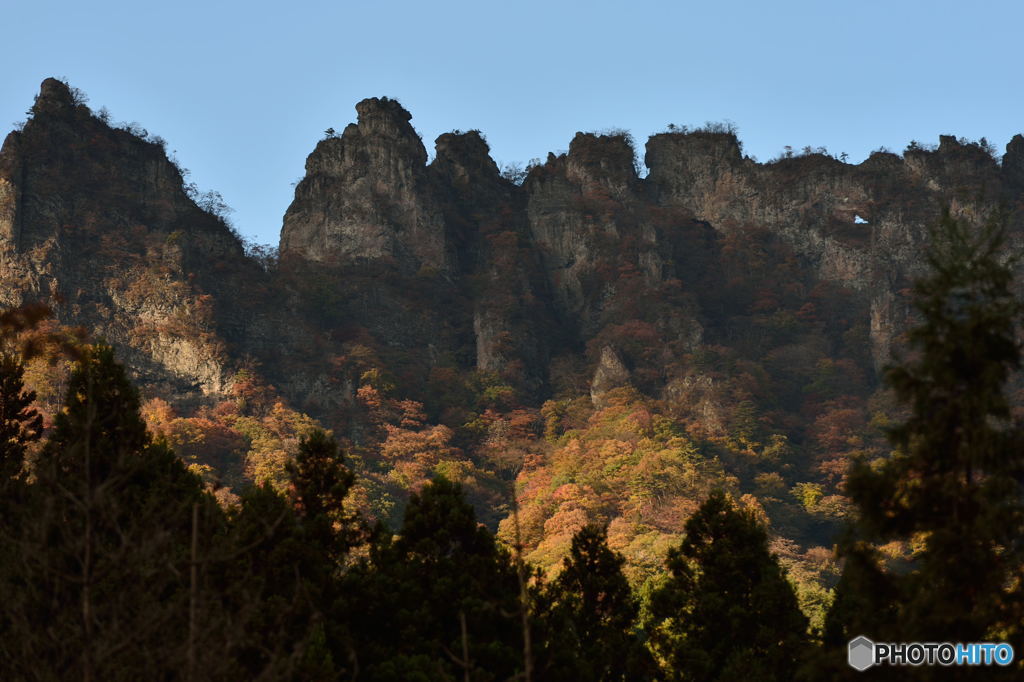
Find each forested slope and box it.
[3,79,1024,648]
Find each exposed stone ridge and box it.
[565,132,638,199]
[645,129,1017,366]
[645,130,744,192]
[431,130,501,189]
[0,79,286,400]
[4,80,1024,417]
[31,78,80,116]
[1001,134,1024,189]
[521,130,672,342]
[280,96,446,271]
[427,129,554,392]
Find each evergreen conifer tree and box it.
[217,481,338,679]
[287,428,359,554]
[0,354,45,674]
[829,208,1024,673]
[647,490,808,681]
[347,476,521,680]
[536,524,653,681]
[2,344,207,679]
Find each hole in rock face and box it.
[854,214,869,224]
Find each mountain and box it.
[3,78,1023,613]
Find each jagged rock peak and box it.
[643,129,745,206]
[937,134,982,156]
[1004,134,1024,187]
[566,132,639,190]
[645,129,743,175]
[1007,134,1024,156]
[859,149,904,171]
[432,130,500,186]
[355,96,413,125]
[281,96,448,269]
[568,131,637,162]
[351,97,425,160]
[930,134,999,168]
[304,96,427,177]
[32,78,77,116]
[590,345,631,407]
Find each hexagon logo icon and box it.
[848,635,875,671]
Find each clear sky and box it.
[3,0,1022,246]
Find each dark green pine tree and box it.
[217,481,339,680]
[41,343,150,474]
[346,476,521,681]
[1,344,208,679]
[287,429,369,676]
[0,353,45,671]
[801,537,903,681]
[836,209,1024,654]
[287,428,359,554]
[647,490,808,681]
[535,524,654,681]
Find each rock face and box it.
[645,130,1019,368]
[277,100,1022,407]
[280,101,559,396]
[281,97,448,273]
[1004,134,1024,190]
[429,130,553,390]
[525,133,656,331]
[0,79,322,403]
[2,79,1022,417]
[0,79,239,396]
[590,345,631,406]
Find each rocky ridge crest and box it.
[3,80,1022,416]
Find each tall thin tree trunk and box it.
[511,490,532,682]
[83,498,92,682]
[460,609,471,682]
[188,502,199,681]
[82,372,95,682]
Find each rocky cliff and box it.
[281,97,448,272]
[0,79,325,406]
[3,78,1022,422]
[646,130,1024,366]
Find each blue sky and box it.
[3,0,1022,245]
